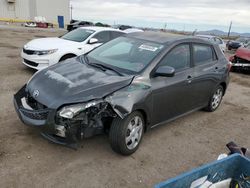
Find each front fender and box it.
[105,82,153,125]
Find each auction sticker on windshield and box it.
[139,44,163,52]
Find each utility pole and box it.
[70,5,73,21]
[227,21,232,38]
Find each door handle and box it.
[187,75,192,84]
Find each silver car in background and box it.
[196,35,226,52]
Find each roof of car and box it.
[127,31,202,44]
[78,26,123,32]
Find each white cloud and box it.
[71,0,250,32]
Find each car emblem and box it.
[33,90,39,98]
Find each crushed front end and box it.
[230,55,250,72]
[13,85,117,148]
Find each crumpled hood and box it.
[26,57,133,109]
[24,37,78,51]
[235,47,250,62]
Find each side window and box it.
[93,31,110,43]
[193,44,216,65]
[110,31,124,39]
[159,44,190,71]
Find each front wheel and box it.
[109,111,144,155]
[204,85,224,112]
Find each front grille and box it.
[235,56,250,64]
[20,93,49,120]
[20,109,49,120]
[23,48,36,55]
[26,93,47,110]
[23,59,38,67]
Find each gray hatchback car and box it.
[14,32,230,155]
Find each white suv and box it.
[21,27,124,70]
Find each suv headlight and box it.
[59,100,103,119]
[34,49,58,55]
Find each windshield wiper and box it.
[81,56,123,76]
[92,62,124,76]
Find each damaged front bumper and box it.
[232,63,250,71]
[231,56,250,71]
[13,85,105,149]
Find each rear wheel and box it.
[109,111,144,155]
[204,85,224,112]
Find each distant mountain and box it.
[197,29,250,37]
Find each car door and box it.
[191,43,221,106]
[150,43,197,125]
[84,31,111,53]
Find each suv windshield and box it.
[61,28,94,42]
[86,37,164,74]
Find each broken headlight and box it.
[59,100,103,119]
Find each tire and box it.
[204,85,224,112]
[109,111,144,155]
[59,54,76,62]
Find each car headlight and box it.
[59,100,103,119]
[34,49,58,55]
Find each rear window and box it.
[61,28,94,42]
[193,44,217,65]
[93,31,110,43]
[110,31,124,39]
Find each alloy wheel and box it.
[125,116,143,150]
[211,88,223,110]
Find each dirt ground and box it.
[0,25,250,188]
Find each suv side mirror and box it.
[89,38,99,44]
[155,66,175,77]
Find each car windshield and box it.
[86,37,164,74]
[61,28,94,42]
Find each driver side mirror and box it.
[88,38,99,44]
[154,66,175,77]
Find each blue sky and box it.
[71,0,250,33]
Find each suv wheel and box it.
[204,85,224,112]
[109,111,144,155]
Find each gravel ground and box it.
[0,26,250,188]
